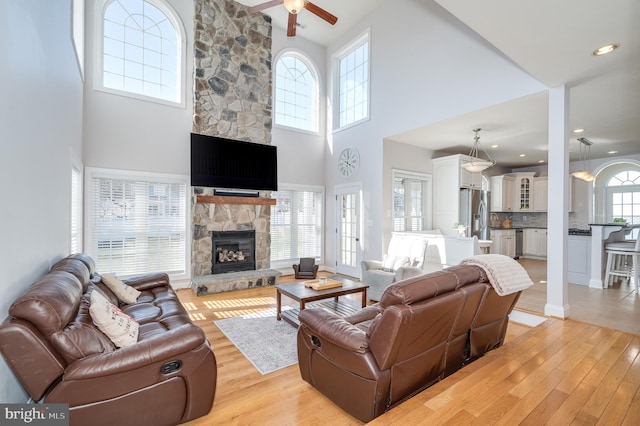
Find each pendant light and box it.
[572,138,595,181]
[462,128,495,172]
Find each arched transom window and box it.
[274,52,318,132]
[101,0,183,104]
[606,169,640,224]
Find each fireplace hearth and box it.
[211,230,256,274]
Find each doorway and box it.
[335,184,361,278]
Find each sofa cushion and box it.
[89,290,139,347]
[50,258,91,292]
[380,270,459,307]
[101,273,141,304]
[9,271,84,336]
[50,290,116,363]
[380,255,409,272]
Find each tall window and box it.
[270,186,323,266]
[274,52,318,132]
[71,163,83,253]
[392,171,431,232]
[85,168,188,279]
[606,170,640,224]
[334,31,369,129]
[100,0,183,104]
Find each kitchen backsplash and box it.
[490,211,589,229]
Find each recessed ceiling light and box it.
[592,43,620,56]
[538,160,545,163]
[519,154,526,157]
[608,150,618,154]
[491,144,499,149]
[573,128,585,133]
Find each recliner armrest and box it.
[122,272,170,291]
[298,308,369,352]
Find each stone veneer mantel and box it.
[196,195,276,206]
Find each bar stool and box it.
[604,237,640,292]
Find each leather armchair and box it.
[293,257,318,279]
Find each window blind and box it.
[70,164,83,253]
[271,188,323,264]
[87,169,187,278]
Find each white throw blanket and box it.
[461,254,534,296]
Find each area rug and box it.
[214,308,298,375]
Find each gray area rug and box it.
[214,308,298,375]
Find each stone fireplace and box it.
[190,0,278,295]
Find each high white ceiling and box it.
[238,0,640,168]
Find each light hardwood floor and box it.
[178,272,640,425]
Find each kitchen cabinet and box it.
[490,175,515,212]
[568,235,591,285]
[491,229,516,258]
[513,172,536,211]
[533,177,548,212]
[523,228,547,258]
[460,167,482,189]
[432,154,483,235]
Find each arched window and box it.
[274,52,319,132]
[606,170,640,224]
[594,162,640,225]
[100,0,184,105]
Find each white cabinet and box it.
[432,154,483,235]
[568,235,591,285]
[523,228,547,258]
[460,167,482,189]
[491,229,515,258]
[533,177,548,212]
[513,172,536,211]
[490,175,515,212]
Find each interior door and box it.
[335,184,361,278]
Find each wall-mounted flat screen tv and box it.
[190,133,278,191]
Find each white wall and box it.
[83,0,194,174]
[324,0,547,266]
[0,0,84,402]
[270,33,327,188]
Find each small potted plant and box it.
[454,222,467,237]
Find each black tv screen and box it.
[190,133,278,191]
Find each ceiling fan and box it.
[248,0,338,37]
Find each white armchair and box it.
[362,232,441,302]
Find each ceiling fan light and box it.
[283,0,305,14]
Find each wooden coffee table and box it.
[275,277,368,327]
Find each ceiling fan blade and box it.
[304,1,338,25]
[247,0,283,14]
[287,12,297,37]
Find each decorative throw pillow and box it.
[101,273,141,304]
[89,290,139,348]
[392,256,410,271]
[380,255,397,272]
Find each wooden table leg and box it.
[361,288,367,308]
[276,289,282,321]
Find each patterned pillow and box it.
[380,255,397,272]
[101,273,141,304]
[89,290,139,347]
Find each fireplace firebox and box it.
[211,230,256,274]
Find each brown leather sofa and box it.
[0,254,216,426]
[297,264,521,422]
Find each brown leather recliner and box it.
[297,264,521,422]
[0,254,216,426]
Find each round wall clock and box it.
[337,147,360,178]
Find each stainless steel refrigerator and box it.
[459,188,491,240]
